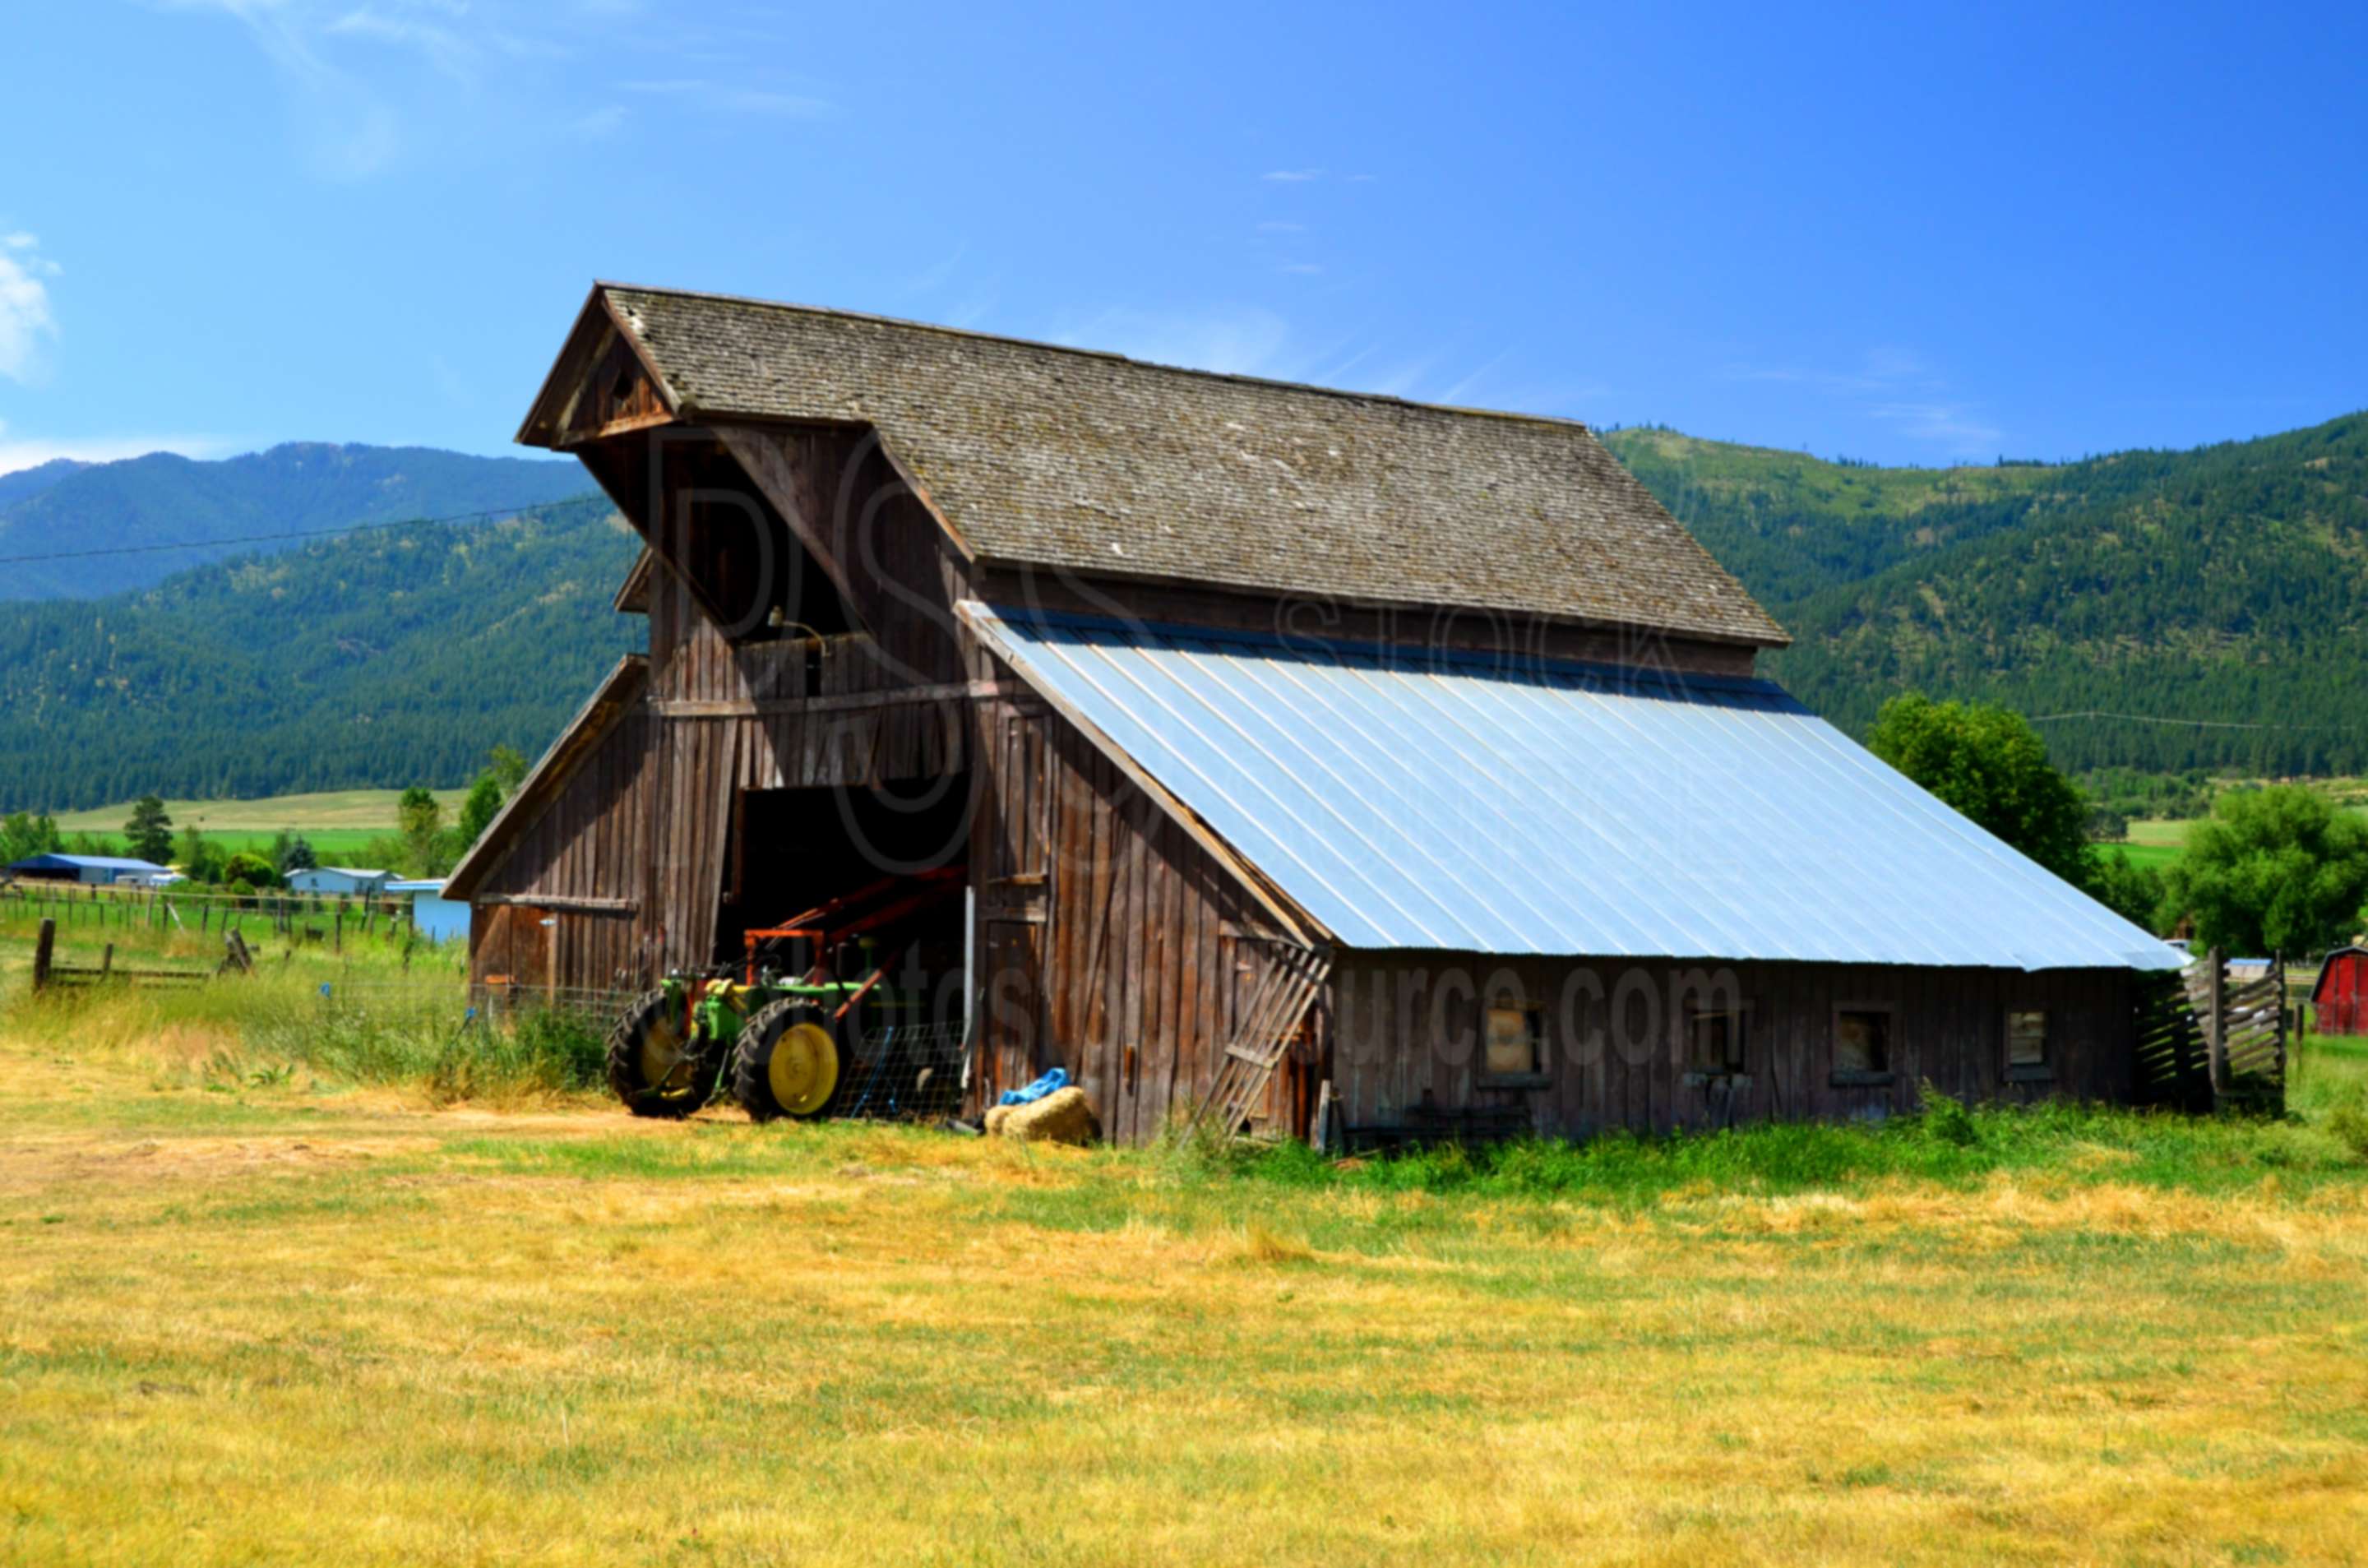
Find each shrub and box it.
[223,852,280,889]
[2329,1099,2368,1163]
[1917,1082,1981,1147]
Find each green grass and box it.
[3,951,2367,1565]
[2,1038,2365,1566]
[45,788,468,860]
[2107,839,2186,871]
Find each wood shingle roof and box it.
[562,284,1787,646]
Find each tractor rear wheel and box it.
[732,999,846,1122]
[606,988,718,1118]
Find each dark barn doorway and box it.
[717,771,976,1033]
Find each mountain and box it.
[5,412,2360,813]
[0,442,599,600]
[1601,412,2368,777]
[0,497,641,812]
[0,457,90,510]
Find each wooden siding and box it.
[467,706,657,991]
[469,657,976,988]
[969,691,1319,1141]
[1332,955,2139,1138]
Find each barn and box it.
[2311,946,2368,1036]
[446,283,2181,1143]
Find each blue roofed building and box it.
[6,853,175,886]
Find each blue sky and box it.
[2,1,2362,476]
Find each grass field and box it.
[45,788,469,863]
[4,926,2368,1565]
[2104,793,2368,877]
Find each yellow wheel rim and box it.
[640,1014,689,1093]
[767,1021,839,1116]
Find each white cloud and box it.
[1051,306,1293,378]
[1435,350,1512,408]
[567,104,627,140]
[328,5,480,81]
[1721,345,2000,456]
[1256,220,1307,234]
[1261,168,1324,183]
[0,237,61,384]
[620,78,830,117]
[1279,261,1322,276]
[0,421,239,477]
[166,1,830,173]
[904,241,969,296]
[1868,401,2003,451]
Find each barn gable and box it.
[520,282,1788,650]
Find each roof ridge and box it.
[594,280,1593,433]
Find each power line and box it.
[2030,710,2343,733]
[0,496,602,567]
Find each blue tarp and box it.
[969,607,2182,973]
[998,1068,1070,1107]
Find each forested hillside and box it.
[1603,412,2368,775]
[3,410,2361,812]
[0,498,640,812]
[0,457,87,509]
[0,442,595,599]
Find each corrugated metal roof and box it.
[7,854,169,872]
[969,608,2182,972]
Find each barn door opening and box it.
[718,771,974,1029]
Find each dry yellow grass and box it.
[2,1048,2366,1565]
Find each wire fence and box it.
[837,1020,968,1122]
[0,881,459,954]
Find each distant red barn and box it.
[2312,947,2368,1035]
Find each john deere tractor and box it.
[605,869,962,1122]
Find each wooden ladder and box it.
[1193,938,1331,1138]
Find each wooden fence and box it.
[2134,946,2286,1113]
[29,918,253,992]
[2,881,441,955]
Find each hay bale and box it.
[989,1085,1098,1145]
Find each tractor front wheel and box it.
[732,999,846,1122]
[606,988,719,1118]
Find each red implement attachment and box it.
[742,866,965,984]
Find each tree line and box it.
[2,746,529,890]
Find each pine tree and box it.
[124,794,174,864]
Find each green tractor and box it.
[605,869,962,1122]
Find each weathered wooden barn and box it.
[447,283,2181,1143]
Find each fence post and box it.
[2206,945,2227,1103]
[99,943,114,982]
[32,918,54,992]
[2273,952,2288,1109]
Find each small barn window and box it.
[1832,1006,1894,1085]
[1683,1006,1748,1082]
[1483,1002,1547,1083]
[2005,1010,2052,1080]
